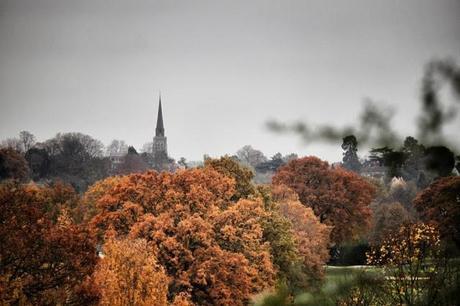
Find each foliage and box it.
[369,202,412,246]
[94,237,169,306]
[273,156,375,245]
[413,176,460,248]
[369,139,456,184]
[83,175,125,223]
[0,181,99,305]
[204,155,256,201]
[256,186,303,291]
[401,136,426,183]
[367,222,456,305]
[86,169,275,305]
[34,132,110,191]
[369,146,406,180]
[272,185,331,288]
[0,147,29,181]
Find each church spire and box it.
[155,94,164,137]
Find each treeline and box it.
[1,132,109,192]
[0,131,302,191]
[2,146,459,305]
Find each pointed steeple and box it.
[155,94,164,137]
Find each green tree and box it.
[205,156,256,201]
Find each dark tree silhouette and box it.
[341,135,361,172]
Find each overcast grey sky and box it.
[1,0,459,161]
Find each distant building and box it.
[108,153,124,171]
[360,159,386,180]
[107,94,176,173]
[153,96,167,156]
[151,95,174,171]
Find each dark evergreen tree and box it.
[369,147,406,180]
[341,135,361,172]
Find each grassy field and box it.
[324,265,378,285]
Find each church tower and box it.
[153,94,168,157]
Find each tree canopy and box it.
[273,156,376,245]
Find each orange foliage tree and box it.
[367,223,444,305]
[205,158,330,290]
[0,181,99,305]
[413,176,460,247]
[272,156,376,245]
[94,236,169,306]
[85,168,275,305]
[82,175,125,223]
[206,158,306,290]
[272,185,331,287]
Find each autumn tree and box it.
[204,155,256,201]
[272,185,331,289]
[83,175,126,223]
[0,181,99,305]
[86,169,275,305]
[367,223,453,305]
[0,147,29,181]
[94,237,169,306]
[413,176,460,247]
[272,156,376,245]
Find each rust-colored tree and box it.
[94,237,169,306]
[0,147,29,181]
[86,169,275,305]
[0,181,99,305]
[413,176,460,247]
[272,156,376,245]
